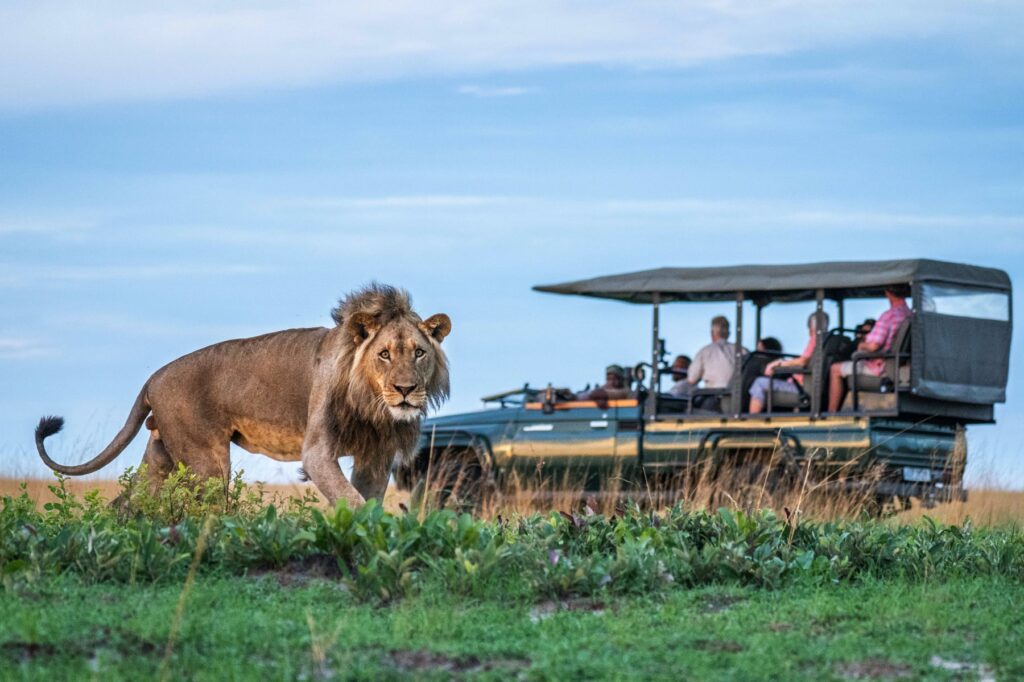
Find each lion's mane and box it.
[328,283,450,476]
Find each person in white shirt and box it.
[686,316,746,390]
[667,355,692,397]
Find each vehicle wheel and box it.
[419,446,495,512]
[710,448,803,509]
[860,494,905,518]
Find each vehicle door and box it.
[510,400,618,490]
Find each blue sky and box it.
[2,1,1023,485]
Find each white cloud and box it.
[590,198,1024,231]
[0,1,1019,109]
[457,85,534,97]
[0,338,53,360]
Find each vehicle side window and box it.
[920,284,1009,321]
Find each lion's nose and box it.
[394,384,417,397]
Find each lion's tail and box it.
[35,386,151,476]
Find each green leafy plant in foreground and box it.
[2,476,1022,602]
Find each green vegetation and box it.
[2,576,1020,679]
[2,474,1022,678]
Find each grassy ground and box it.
[3,476,1022,680]
[1,575,1018,680]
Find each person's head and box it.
[605,364,625,388]
[884,284,911,305]
[856,318,876,340]
[757,337,782,353]
[710,315,730,341]
[670,354,691,379]
[807,311,830,334]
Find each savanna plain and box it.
[1,472,1022,681]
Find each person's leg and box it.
[829,361,851,413]
[749,376,769,414]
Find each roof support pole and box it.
[755,304,763,344]
[838,298,845,331]
[811,288,826,418]
[732,292,744,418]
[647,293,660,421]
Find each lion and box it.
[35,283,451,507]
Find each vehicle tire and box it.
[417,445,495,512]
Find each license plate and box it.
[902,467,933,483]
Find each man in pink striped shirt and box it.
[828,285,912,412]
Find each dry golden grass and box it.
[413,450,1024,525]
[2,473,1020,526]
[0,477,411,514]
[892,488,1024,526]
[417,452,892,522]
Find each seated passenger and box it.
[854,318,876,345]
[828,285,911,412]
[668,355,692,397]
[757,337,783,354]
[577,364,633,401]
[686,315,747,390]
[749,313,827,414]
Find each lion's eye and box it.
[378,350,390,360]
[414,348,426,358]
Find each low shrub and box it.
[2,477,1022,601]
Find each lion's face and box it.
[346,311,451,423]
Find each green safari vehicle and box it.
[395,259,1012,508]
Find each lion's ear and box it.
[346,312,381,343]
[420,314,451,343]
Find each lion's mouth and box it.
[387,401,423,422]
[387,395,428,421]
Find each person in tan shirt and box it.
[686,316,746,390]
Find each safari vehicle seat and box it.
[720,351,777,414]
[768,330,854,412]
[847,317,912,395]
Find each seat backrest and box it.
[883,317,913,380]
[734,352,775,412]
[822,330,855,365]
[814,331,855,410]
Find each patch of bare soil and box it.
[528,598,608,623]
[1,631,160,664]
[694,639,745,653]
[249,554,342,587]
[386,650,530,675]
[811,613,858,635]
[1,642,59,663]
[930,655,996,681]
[835,658,913,679]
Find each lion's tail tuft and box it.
[35,388,150,477]
[35,415,65,442]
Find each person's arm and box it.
[765,356,805,376]
[687,351,705,385]
[604,387,632,399]
[766,336,815,376]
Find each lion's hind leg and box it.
[110,432,175,511]
[156,422,233,495]
[141,432,175,495]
